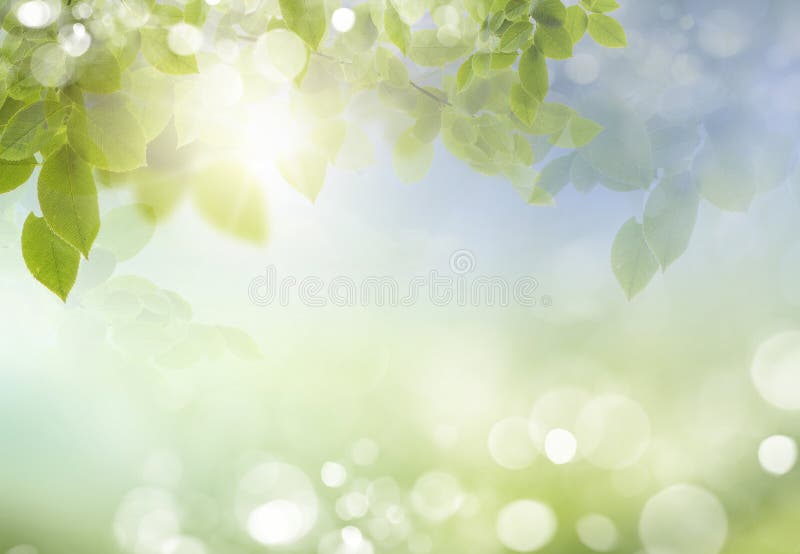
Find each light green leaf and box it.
[499,21,533,52]
[548,114,603,147]
[191,161,268,242]
[124,66,174,141]
[534,24,574,59]
[472,53,492,77]
[457,57,474,91]
[96,204,156,261]
[21,213,80,301]
[0,101,68,161]
[510,83,539,127]
[536,154,573,195]
[385,3,411,53]
[278,147,328,201]
[569,153,598,192]
[0,157,36,193]
[565,5,588,43]
[587,13,627,47]
[611,217,658,300]
[518,46,549,101]
[691,140,755,212]
[491,52,518,69]
[642,174,699,269]
[279,0,326,49]
[409,29,469,67]
[531,0,567,26]
[76,47,122,93]
[38,145,99,257]
[68,96,147,172]
[582,0,620,13]
[140,27,199,75]
[394,128,434,183]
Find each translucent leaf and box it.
[510,84,540,126]
[278,147,328,201]
[457,57,474,91]
[385,3,411,53]
[21,213,80,301]
[534,25,573,59]
[518,46,548,101]
[96,204,156,261]
[564,5,588,43]
[279,0,326,49]
[582,0,620,13]
[124,66,174,142]
[0,101,68,161]
[191,161,268,242]
[548,114,603,147]
[611,217,658,300]
[587,13,627,47]
[642,174,699,269]
[531,0,567,26]
[569,153,598,192]
[394,128,434,183]
[499,21,532,52]
[68,96,147,172]
[408,29,469,67]
[140,27,199,75]
[0,157,35,193]
[692,140,755,212]
[76,47,122,93]
[38,145,99,257]
[536,154,574,195]
[472,53,492,78]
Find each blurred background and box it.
[2,0,800,553]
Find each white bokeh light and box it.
[544,428,577,465]
[488,417,537,470]
[331,7,356,33]
[247,499,306,546]
[410,471,464,523]
[321,461,347,488]
[576,514,619,552]
[564,54,599,85]
[352,438,379,466]
[750,330,800,410]
[758,435,798,476]
[16,0,55,28]
[168,23,203,56]
[575,394,651,469]
[58,23,92,57]
[639,484,728,554]
[496,500,557,552]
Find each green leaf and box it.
[278,147,328,201]
[518,47,549,101]
[534,24,574,59]
[0,101,68,161]
[140,27,199,75]
[569,153,598,192]
[394,128,434,183]
[21,213,80,301]
[385,3,411,53]
[38,145,99,257]
[279,0,326,49]
[582,0,620,13]
[548,114,603,147]
[531,0,567,26]
[491,52,518,69]
[409,29,470,67]
[457,57,474,91]
[510,84,539,127]
[499,21,532,52]
[472,53,492,77]
[191,161,268,242]
[565,5,588,43]
[642,174,699,269]
[76,47,122,93]
[68,96,147,172]
[691,140,755,212]
[0,157,36,193]
[611,217,658,300]
[587,13,627,47]
[95,204,156,261]
[536,154,573,196]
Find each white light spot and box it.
[247,500,306,546]
[321,461,347,488]
[336,491,369,520]
[167,23,203,56]
[576,514,619,552]
[751,330,800,410]
[253,29,308,82]
[205,0,220,5]
[341,525,363,546]
[162,535,206,554]
[331,7,356,33]
[352,438,379,466]
[488,417,537,470]
[58,23,92,57]
[496,500,557,552]
[16,0,53,28]
[410,471,464,523]
[758,435,797,476]
[544,428,577,465]
[697,9,749,58]
[6,546,38,554]
[72,2,92,19]
[30,43,74,87]
[639,484,728,554]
